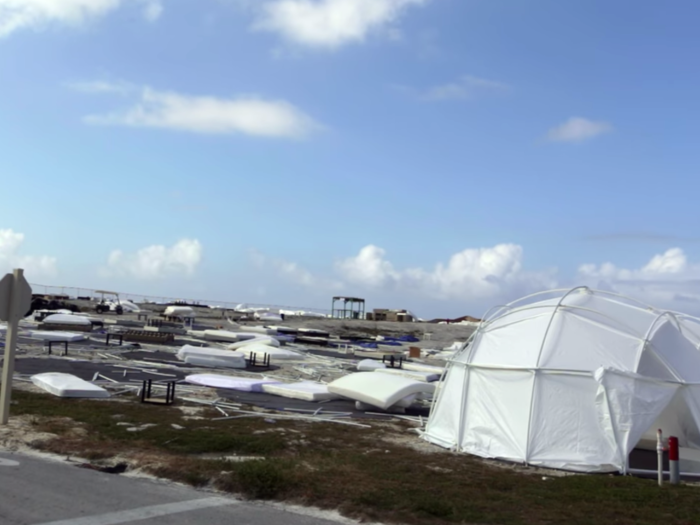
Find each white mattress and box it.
[237,344,305,361]
[357,359,386,371]
[402,362,445,375]
[203,330,242,343]
[164,306,196,317]
[29,331,87,342]
[42,314,91,326]
[31,373,110,398]
[262,381,341,401]
[227,336,280,350]
[374,368,440,382]
[185,374,280,392]
[327,372,435,410]
[177,345,247,368]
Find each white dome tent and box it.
[423,287,700,473]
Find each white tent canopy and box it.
[423,287,700,473]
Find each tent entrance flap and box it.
[594,367,680,473]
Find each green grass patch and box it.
[12,390,700,525]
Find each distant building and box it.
[366,308,414,322]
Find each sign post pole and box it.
[0,269,32,425]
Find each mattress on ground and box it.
[227,336,280,350]
[177,345,247,368]
[31,373,110,398]
[402,362,445,375]
[261,381,341,401]
[203,330,243,343]
[374,368,440,382]
[42,314,91,325]
[357,359,386,371]
[164,306,196,317]
[28,331,87,342]
[185,374,280,392]
[235,344,305,361]
[327,372,435,410]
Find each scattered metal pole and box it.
[657,428,664,487]
[669,435,680,485]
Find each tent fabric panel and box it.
[469,314,550,368]
[636,345,678,381]
[528,372,620,471]
[647,320,700,382]
[424,364,469,448]
[461,368,533,462]
[561,292,657,338]
[539,312,641,372]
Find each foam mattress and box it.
[43,314,91,325]
[164,306,196,317]
[374,368,440,382]
[262,381,341,401]
[236,344,305,361]
[185,374,280,392]
[227,335,280,350]
[357,359,386,371]
[29,331,87,342]
[31,373,110,398]
[177,345,247,369]
[327,372,435,410]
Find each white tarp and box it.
[424,287,700,473]
[31,373,110,398]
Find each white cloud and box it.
[253,0,428,49]
[142,0,162,21]
[104,238,203,280]
[336,243,556,300]
[577,248,700,309]
[0,229,57,278]
[84,86,322,139]
[0,0,136,37]
[422,75,509,101]
[335,245,399,289]
[257,243,556,303]
[547,117,612,143]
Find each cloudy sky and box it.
[2,0,700,317]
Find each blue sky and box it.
[1,0,700,318]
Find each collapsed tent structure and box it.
[424,287,700,473]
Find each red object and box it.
[668,436,679,461]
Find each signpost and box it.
[0,269,32,425]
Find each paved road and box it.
[0,450,345,525]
